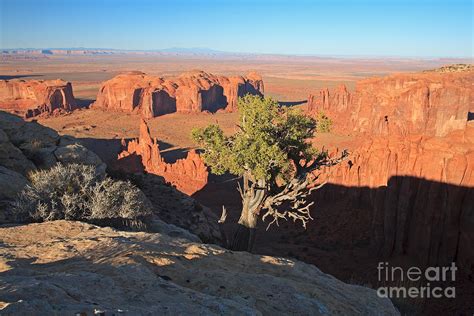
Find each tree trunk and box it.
[227,173,265,252]
[229,198,259,252]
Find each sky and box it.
[0,0,472,58]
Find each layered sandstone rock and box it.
[308,71,473,137]
[93,70,264,117]
[310,69,474,271]
[0,79,77,118]
[117,119,208,195]
[0,220,399,315]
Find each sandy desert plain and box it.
[1,52,473,315]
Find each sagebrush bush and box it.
[316,111,333,133]
[15,163,152,229]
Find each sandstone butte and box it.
[0,79,77,118]
[116,119,208,195]
[308,69,474,271]
[92,70,264,117]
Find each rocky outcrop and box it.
[310,69,474,271]
[307,71,473,137]
[92,70,264,117]
[0,111,219,241]
[307,84,352,113]
[0,220,399,315]
[0,79,77,118]
[117,119,208,195]
[307,84,352,131]
[0,111,106,222]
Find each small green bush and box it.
[316,111,333,133]
[14,163,152,230]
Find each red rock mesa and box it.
[0,79,77,118]
[117,119,208,195]
[310,69,474,270]
[92,70,264,117]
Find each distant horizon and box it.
[1,0,472,58]
[1,46,472,60]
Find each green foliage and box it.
[192,95,320,185]
[315,111,332,133]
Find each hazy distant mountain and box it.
[1,47,234,56]
[156,47,227,54]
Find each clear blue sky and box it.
[0,0,472,57]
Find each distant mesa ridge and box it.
[0,47,230,56]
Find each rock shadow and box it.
[278,100,307,107]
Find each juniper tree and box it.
[192,95,345,251]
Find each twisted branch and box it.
[261,150,348,230]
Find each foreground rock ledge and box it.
[0,221,398,315]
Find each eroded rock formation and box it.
[0,220,399,315]
[308,71,473,137]
[93,70,264,117]
[117,119,208,195]
[310,69,474,271]
[0,79,77,118]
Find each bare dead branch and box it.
[218,206,228,248]
[218,205,228,224]
[261,151,348,230]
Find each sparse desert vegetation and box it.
[315,111,333,133]
[14,163,152,229]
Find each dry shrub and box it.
[14,163,152,230]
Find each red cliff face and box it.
[0,79,77,118]
[310,70,474,271]
[117,119,208,195]
[351,72,472,137]
[93,70,264,118]
[307,84,352,113]
[307,84,352,131]
[308,71,473,137]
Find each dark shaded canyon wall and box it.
[314,128,474,271]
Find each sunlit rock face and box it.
[307,71,473,137]
[0,220,399,315]
[93,70,264,117]
[0,79,77,118]
[117,119,208,195]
